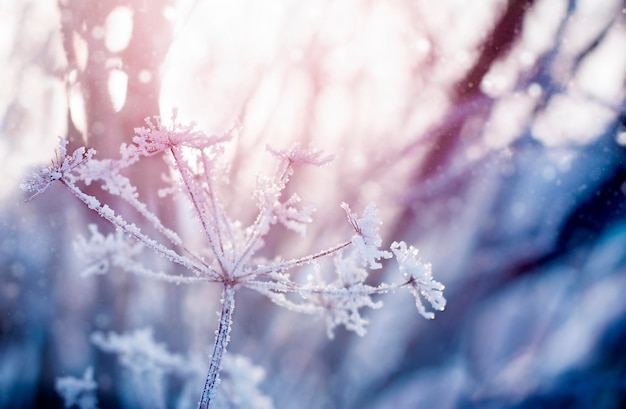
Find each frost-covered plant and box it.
[214,354,274,409]
[55,367,100,409]
[22,111,446,408]
[91,328,184,409]
[89,328,273,409]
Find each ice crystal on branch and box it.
[341,202,392,269]
[133,109,232,155]
[23,112,446,408]
[307,253,385,338]
[391,241,447,319]
[274,194,315,236]
[21,138,94,201]
[267,142,334,182]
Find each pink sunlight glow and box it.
[3,1,626,408]
[153,0,506,210]
[3,0,623,202]
[159,1,491,153]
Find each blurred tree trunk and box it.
[59,0,174,223]
[54,2,181,405]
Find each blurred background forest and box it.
[1,0,626,407]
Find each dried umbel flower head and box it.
[23,113,446,408]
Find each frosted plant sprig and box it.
[341,202,392,269]
[92,328,187,409]
[90,328,274,409]
[21,138,94,201]
[73,224,143,276]
[133,109,233,155]
[55,367,100,409]
[73,224,207,284]
[267,143,334,184]
[306,253,386,338]
[391,241,447,319]
[91,328,186,375]
[23,112,446,408]
[217,354,274,409]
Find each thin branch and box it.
[200,150,230,256]
[242,239,352,278]
[170,146,229,273]
[198,285,236,409]
[121,259,217,284]
[61,178,220,281]
[107,172,209,269]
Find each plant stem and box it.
[198,284,235,409]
